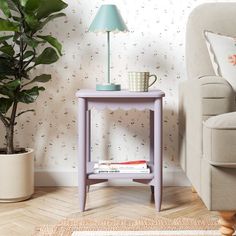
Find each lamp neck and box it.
[107,31,110,84]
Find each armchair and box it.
[179,3,236,235]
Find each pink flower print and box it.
[228,55,236,65]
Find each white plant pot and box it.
[0,148,34,202]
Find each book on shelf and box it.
[93,168,150,174]
[93,160,150,174]
[94,160,148,170]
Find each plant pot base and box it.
[0,148,34,202]
[0,194,33,203]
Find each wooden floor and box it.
[0,186,217,236]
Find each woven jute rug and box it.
[34,217,220,236]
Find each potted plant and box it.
[0,0,67,202]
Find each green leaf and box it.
[0,18,19,31]
[0,97,13,113]
[0,86,14,98]
[30,74,51,84]
[23,50,34,59]
[36,0,67,19]
[25,0,41,12]
[37,13,65,30]
[5,79,20,90]
[0,45,14,56]
[0,35,13,43]
[17,86,45,103]
[25,13,39,29]
[0,79,20,98]
[19,0,28,7]
[0,58,15,76]
[34,47,59,66]
[0,0,11,18]
[22,34,40,48]
[37,35,62,55]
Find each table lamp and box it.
[89,4,128,91]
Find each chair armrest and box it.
[179,75,235,189]
[203,112,236,167]
[181,75,235,119]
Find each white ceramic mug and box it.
[128,72,157,92]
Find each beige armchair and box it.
[179,3,236,235]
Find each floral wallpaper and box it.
[0,0,228,172]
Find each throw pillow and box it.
[204,31,236,91]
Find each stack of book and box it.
[93,160,150,174]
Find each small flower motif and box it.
[228,54,236,65]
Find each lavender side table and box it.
[76,89,165,212]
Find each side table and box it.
[76,89,165,212]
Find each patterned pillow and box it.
[204,31,236,91]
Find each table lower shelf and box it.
[86,162,154,180]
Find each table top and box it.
[76,89,165,98]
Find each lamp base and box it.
[96,83,121,91]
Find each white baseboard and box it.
[35,167,190,187]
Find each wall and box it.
[0,0,229,186]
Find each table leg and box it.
[86,110,91,193]
[154,98,163,212]
[150,110,154,195]
[86,110,91,163]
[78,98,87,212]
[150,110,154,163]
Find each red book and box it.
[99,160,147,165]
[95,160,148,170]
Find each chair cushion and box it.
[204,111,236,129]
[204,31,236,91]
[203,112,236,167]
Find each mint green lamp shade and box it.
[89,5,128,91]
[89,5,128,33]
